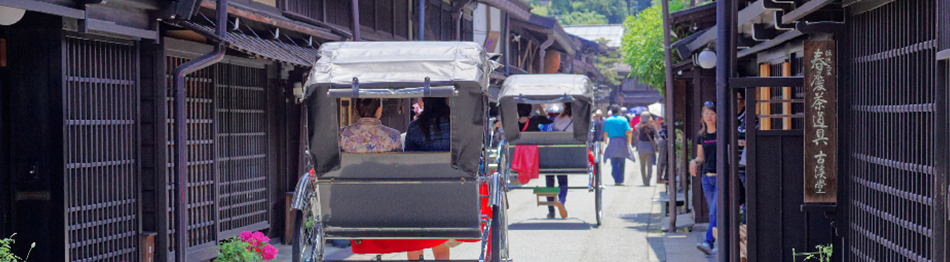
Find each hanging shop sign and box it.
[803,40,837,203]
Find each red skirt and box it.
[351,183,493,253]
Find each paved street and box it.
[276,159,715,262]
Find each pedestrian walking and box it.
[635,111,658,186]
[603,105,635,185]
[690,101,718,255]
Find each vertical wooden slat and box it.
[781,62,791,130]
[64,35,139,262]
[758,64,771,130]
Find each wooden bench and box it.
[533,187,567,218]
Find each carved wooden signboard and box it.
[803,40,837,203]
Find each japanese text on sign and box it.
[803,41,837,203]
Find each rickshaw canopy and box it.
[304,41,497,99]
[497,74,594,99]
[304,41,494,174]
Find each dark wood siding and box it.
[359,0,375,28]
[281,0,324,24]
[377,0,394,34]
[326,0,353,30]
[394,0,410,39]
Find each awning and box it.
[476,0,532,21]
[571,34,601,53]
[511,14,577,55]
[180,20,320,67]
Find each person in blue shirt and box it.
[405,97,451,152]
[603,105,635,185]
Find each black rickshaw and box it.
[494,74,604,226]
[290,41,510,262]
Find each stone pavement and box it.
[273,158,716,262]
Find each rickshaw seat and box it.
[320,152,472,180]
[315,152,481,239]
[507,133,589,172]
[508,132,583,145]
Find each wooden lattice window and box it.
[64,35,139,261]
[163,55,269,259]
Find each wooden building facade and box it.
[0,0,526,261]
[667,0,950,261]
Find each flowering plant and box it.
[216,231,278,261]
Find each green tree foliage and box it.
[528,0,629,25]
[560,11,609,25]
[620,0,688,94]
[594,38,624,86]
[530,3,551,16]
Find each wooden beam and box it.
[795,21,845,35]
[763,0,793,12]
[737,37,757,49]
[730,76,804,88]
[200,0,343,41]
[773,10,795,30]
[752,23,779,41]
[782,0,834,24]
[0,0,84,18]
[938,49,950,61]
[737,29,802,58]
[83,18,159,39]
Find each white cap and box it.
[594,109,603,115]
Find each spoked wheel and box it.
[488,194,509,262]
[292,192,324,262]
[594,163,604,226]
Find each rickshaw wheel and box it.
[292,193,323,262]
[595,163,604,226]
[488,193,509,262]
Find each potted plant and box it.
[217,231,279,261]
[793,244,833,262]
[0,233,35,262]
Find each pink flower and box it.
[238,231,253,241]
[261,244,279,260]
[247,232,267,246]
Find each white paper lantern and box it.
[0,6,26,26]
[698,49,717,69]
